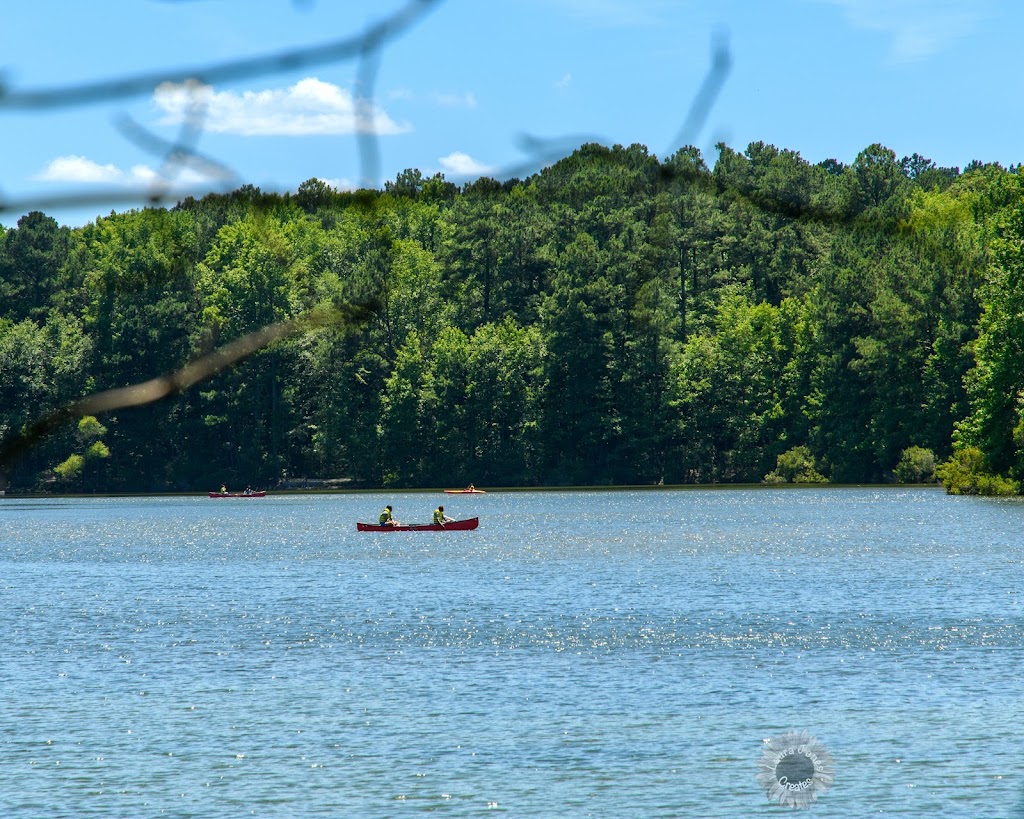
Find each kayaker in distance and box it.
[379,505,399,527]
[220,484,227,494]
[433,505,455,525]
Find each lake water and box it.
[2,486,1023,817]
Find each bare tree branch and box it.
[0,0,442,110]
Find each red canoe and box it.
[443,488,487,494]
[209,491,266,498]
[356,516,479,532]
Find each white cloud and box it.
[153,77,410,136]
[817,0,990,62]
[315,177,356,191]
[35,155,125,183]
[555,72,573,90]
[438,152,494,177]
[35,155,213,188]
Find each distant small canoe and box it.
[356,516,479,532]
[443,488,487,494]
[209,491,266,498]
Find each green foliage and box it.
[464,319,544,484]
[0,313,91,487]
[0,211,70,322]
[379,331,429,485]
[3,138,1021,494]
[893,446,936,483]
[671,294,796,482]
[763,445,827,484]
[86,441,111,460]
[78,415,107,443]
[52,415,111,488]
[53,454,85,482]
[936,446,1019,495]
[951,181,1024,484]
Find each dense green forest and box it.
[2,141,1024,494]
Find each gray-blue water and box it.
[1,487,1023,817]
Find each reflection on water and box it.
[1,487,1023,817]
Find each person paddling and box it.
[379,505,399,527]
[433,504,455,526]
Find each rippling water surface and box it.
[2,487,1023,817]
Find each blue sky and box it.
[1,0,1018,228]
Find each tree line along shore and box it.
[1,141,1021,495]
